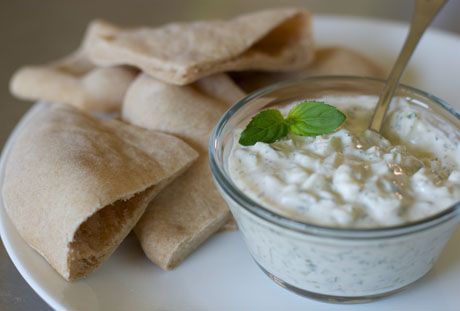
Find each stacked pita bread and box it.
[6,8,386,280]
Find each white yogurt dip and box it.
[228,95,460,228]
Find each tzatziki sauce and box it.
[228,95,460,228]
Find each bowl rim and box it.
[209,76,460,239]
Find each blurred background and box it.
[0,0,459,310]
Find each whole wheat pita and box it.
[9,21,138,113]
[2,103,197,280]
[232,46,386,93]
[87,8,314,85]
[122,73,245,269]
[194,73,246,106]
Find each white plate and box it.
[1,15,460,311]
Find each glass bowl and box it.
[209,76,460,303]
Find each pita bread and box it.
[9,21,138,113]
[232,47,386,93]
[87,8,314,85]
[123,74,245,269]
[219,217,238,232]
[2,104,198,280]
[194,73,245,106]
[195,74,243,233]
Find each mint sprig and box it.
[239,101,346,146]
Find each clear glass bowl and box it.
[209,76,460,303]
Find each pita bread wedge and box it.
[195,73,243,233]
[10,21,138,113]
[2,103,198,281]
[232,46,386,93]
[194,73,246,106]
[87,8,314,85]
[219,217,238,232]
[123,74,245,269]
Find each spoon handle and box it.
[369,0,448,132]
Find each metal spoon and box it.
[369,0,448,132]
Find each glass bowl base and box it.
[256,262,426,304]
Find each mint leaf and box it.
[239,109,289,146]
[286,101,346,136]
[238,101,346,146]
